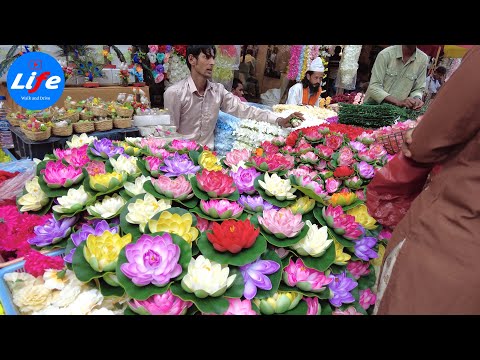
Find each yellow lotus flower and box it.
[17,176,49,212]
[329,191,357,207]
[371,244,385,267]
[89,171,127,192]
[288,196,315,215]
[333,240,351,265]
[126,193,171,232]
[148,211,199,245]
[346,204,377,230]
[83,231,132,272]
[199,150,223,171]
[66,133,97,148]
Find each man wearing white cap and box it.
[286,57,325,106]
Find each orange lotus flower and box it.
[329,191,357,207]
[207,219,260,253]
[255,148,264,156]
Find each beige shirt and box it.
[164,76,279,149]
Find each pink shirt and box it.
[164,76,279,149]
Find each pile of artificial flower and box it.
[9,129,392,315]
[231,119,289,153]
[272,104,338,130]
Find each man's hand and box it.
[400,97,424,110]
[277,111,305,128]
[402,128,414,158]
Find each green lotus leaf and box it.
[358,265,376,290]
[136,159,152,177]
[170,283,229,314]
[278,283,332,300]
[290,241,336,272]
[98,277,125,297]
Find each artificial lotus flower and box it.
[117,141,142,156]
[224,148,250,170]
[332,306,363,315]
[159,152,201,177]
[357,149,376,163]
[17,176,49,212]
[52,185,90,214]
[195,216,213,232]
[196,170,236,198]
[148,211,199,245]
[239,258,280,299]
[344,176,363,190]
[325,178,341,194]
[337,146,355,166]
[329,190,357,207]
[359,288,376,310]
[145,156,163,177]
[333,166,355,179]
[237,195,279,213]
[356,133,375,145]
[297,176,329,200]
[151,175,193,200]
[346,261,370,279]
[66,133,97,148]
[271,136,286,147]
[126,193,171,232]
[333,241,351,265]
[260,141,280,155]
[318,169,333,180]
[283,258,333,292]
[304,297,321,315]
[354,236,378,261]
[346,204,377,230]
[251,153,294,172]
[253,291,303,315]
[53,144,90,168]
[90,138,125,158]
[328,272,358,307]
[89,171,127,193]
[200,199,243,220]
[294,139,314,154]
[315,144,334,159]
[124,175,151,197]
[356,161,375,179]
[290,220,333,257]
[369,143,387,159]
[147,146,171,159]
[109,155,140,177]
[258,172,296,201]
[41,161,84,188]
[287,166,318,182]
[83,231,132,272]
[355,189,366,201]
[87,193,126,219]
[222,298,257,315]
[288,196,315,215]
[181,255,236,298]
[169,139,200,152]
[198,150,222,171]
[349,141,367,152]
[325,134,343,150]
[128,290,192,315]
[121,233,182,287]
[258,208,304,239]
[230,167,260,195]
[371,244,386,267]
[140,137,167,149]
[85,160,106,177]
[378,228,392,241]
[299,151,318,164]
[322,205,363,240]
[28,216,77,247]
[207,219,259,253]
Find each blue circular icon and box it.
[7,52,65,110]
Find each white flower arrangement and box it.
[272,105,337,129]
[231,118,289,151]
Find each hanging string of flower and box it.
[287,45,302,80]
[297,45,312,82]
[288,45,334,81]
[337,45,362,90]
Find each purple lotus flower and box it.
[28,216,78,248]
[239,258,281,300]
[357,161,375,179]
[359,288,377,310]
[325,178,341,194]
[328,272,358,307]
[354,236,378,261]
[238,195,279,212]
[230,167,260,195]
[349,141,367,152]
[90,138,125,158]
[65,220,119,263]
[159,152,201,177]
[121,233,182,287]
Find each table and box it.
[9,125,140,159]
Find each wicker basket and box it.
[113,117,133,129]
[64,99,77,109]
[91,107,109,117]
[80,112,94,121]
[115,106,134,118]
[73,122,95,133]
[377,130,406,155]
[52,124,73,137]
[94,119,113,131]
[21,126,51,141]
[6,114,21,127]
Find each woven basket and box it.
[113,117,133,129]
[22,126,51,141]
[91,107,109,117]
[64,99,78,109]
[94,119,113,131]
[73,122,95,133]
[115,106,134,118]
[377,130,406,155]
[37,114,53,123]
[80,112,94,121]
[6,114,21,127]
[52,124,73,137]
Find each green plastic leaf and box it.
[279,300,308,315]
[253,249,282,299]
[35,160,47,177]
[105,161,114,173]
[281,252,294,268]
[293,244,336,273]
[342,200,365,211]
[254,174,296,208]
[250,215,309,248]
[72,242,104,282]
[53,206,88,221]
[136,158,151,177]
[119,189,131,201]
[124,308,137,315]
[98,277,125,297]
[188,149,203,166]
[170,283,229,314]
[119,194,144,240]
[191,243,200,256]
[289,175,328,205]
[358,265,376,290]
[196,232,267,266]
[320,301,333,315]
[313,208,355,247]
[190,177,209,200]
[278,283,332,300]
[32,238,69,252]
[174,196,199,209]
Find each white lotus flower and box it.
[66,133,97,148]
[110,155,140,176]
[124,175,151,197]
[87,193,126,219]
[125,193,171,232]
[290,220,334,257]
[181,255,236,298]
[17,177,49,212]
[258,172,296,201]
[52,185,90,214]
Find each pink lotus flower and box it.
[195,215,213,232]
[224,149,250,168]
[151,175,193,200]
[140,138,167,149]
[54,144,90,168]
[295,140,314,154]
[251,153,294,172]
[283,258,333,292]
[355,189,366,201]
[338,147,355,166]
[378,228,392,241]
[315,160,327,170]
[128,290,193,315]
[148,146,171,159]
[196,170,236,198]
[344,176,363,190]
[324,205,363,240]
[357,149,375,162]
[260,141,279,155]
[304,297,321,315]
[85,160,106,176]
[347,261,371,279]
[332,306,363,315]
[145,156,163,176]
[359,288,376,310]
[369,144,387,159]
[41,160,84,188]
[271,136,286,147]
[356,133,375,145]
[258,208,304,239]
[282,145,295,153]
[315,145,334,159]
[300,151,319,163]
[223,298,257,315]
[170,139,200,152]
[298,176,329,199]
[325,178,342,194]
[200,199,243,219]
[325,134,343,150]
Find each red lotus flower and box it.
[325,135,343,150]
[333,166,354,178]
[207,219,260,253]
[196,170,236,197]
[260,141,279,155]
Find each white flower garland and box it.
[231,118,289,150]
[337,45,362,90]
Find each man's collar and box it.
[396,45,417,62]
[187,75,213,95]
